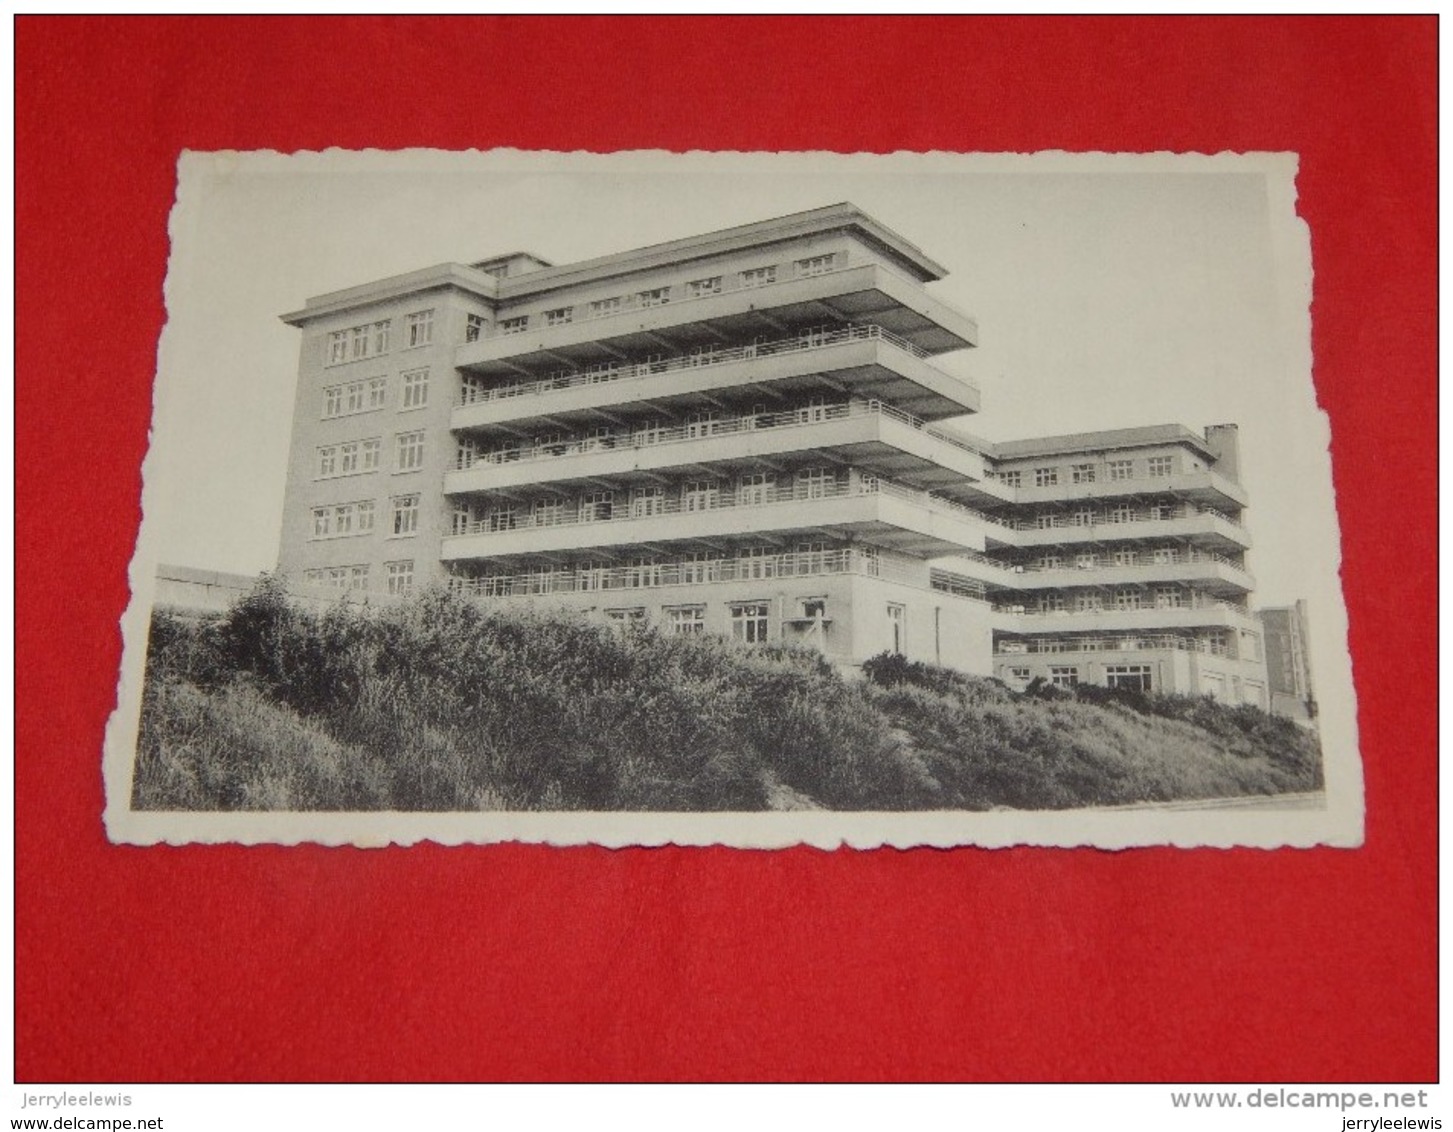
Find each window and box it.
[1073,592,1103,612]
[1034,514,1056,530]
[998,470,1023,488]
[323,386,344,417]
[325,377,387,419]
[1206,631,1231,657]
[631,486,665,518]
[500,315,529,335]
[1114,549,1139,567]
[739,265,777,288]
[310,500,374,539]
[796,467,835,500]
[395,431,425,472]
[730,602,771,643]
[385,561,415,595]
[401,368,429,410]
[361,437,382,471]
[1108,459,1134,481]
[1105,664,1153,692]
[739,546,778,580]
[1072,463,1096,484]
[326,320,390,366]
[685,409,719,438]
[1009,666,1031,682]
[681,552,722,584]
[796,540,829,574]
[1109,503,1135,523]
[532,498,565,527]
[584,296,621,319]
[1147,455,1174,477]
[799,394,831,423]
[1114,588,1141,611]
[486,505,517,532]
[304,565,369,591]
[404,310,434,347]
[327,332,349,365]
[634,418,666,446]
[372,321,391,355]
[737,472,774,506]
[580,490,613,521]
[1035,467,1059,487]
[1152,547,1180,565]
[339,441,364,475]
[666,606,705,635]
[1071,508,1095,527]
[391,494,420,536]
[465,314,486,343]
[317,446,338,478]
[544,307,574,326]
[637,287,670,308]
[886,604,906,655]
[682,479,719,512]
[1039,593,1066,613]
[795,253,836,277]
[1039,553,1063,570]
[1075,553,1098,569]
[1150,584,1185,610]
[688,276,722,298]
[1050,666,1080,688]
[367,377,388,409]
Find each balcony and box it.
[991,599,1257,635]
[451,324,981,428]
[441,477,996,563]
[994,634,1237,658]
[997,552,1254,596]
[448,545,954,600]
[985,507,1251,553]
[1006,469,1249,511]
[444,399,991,496]
[454,261,978,372]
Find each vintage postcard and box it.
[103,149,1361,849]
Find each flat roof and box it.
[281,203,950,325]
[988,424,1218,462]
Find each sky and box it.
[144,150,1333,613]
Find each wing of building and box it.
[276,203,1270,707]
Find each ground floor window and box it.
[730,602,771,643]
[606,607,646,627]
[385,560,415,595]
[1050,666,1079,688]
[1009,666,1031,682]
[667,606,706,635]
[1105,664,1153,692]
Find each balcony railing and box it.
[995,635,1234,657]
[455,395,987,470]
[447,545,958,600]
[1002,503,1244,531]
[457,323,933,404]
[1011,549,1246,574]
[471,258,926,344]
[448,472,1004,546]
[993,594,1250,616]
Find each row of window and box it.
[317,432,424,478]
[302,560,414,595]
[322,369,429,418]
[489,255,839,337]
[453,468,846,531]
[1013,501,1216,529]
[310,494,420,540]
[1027,547,1236,570]
[995,455,1179,488]
[325,311,433,366]
[1020,587,1203,614]
[1004,664,1154,691]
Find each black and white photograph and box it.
[103,149,1360,849]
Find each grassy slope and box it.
[133,582,1323,812]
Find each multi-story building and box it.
[1260,600,1316,720]
[276,203,1271,704]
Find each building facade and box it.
[276,204,1270,704]
[1260,600,1316,720]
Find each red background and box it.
[15,16,1437,1082]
